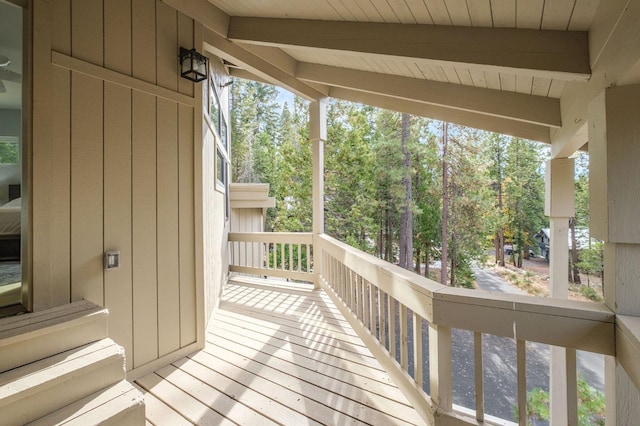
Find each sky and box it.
[275,86,295,108]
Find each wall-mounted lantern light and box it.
[179,47,208,82]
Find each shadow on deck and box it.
[135,275,424,425]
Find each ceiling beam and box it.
[228,17,590,81]
[330,87,551,143]
[161,0,229,37]
[297,62,561,127]
[203,30,328,101]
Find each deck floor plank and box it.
[204,330,421,422]
[209,324,396,388]
[137,276,423,425]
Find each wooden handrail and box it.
[315,233,616,425]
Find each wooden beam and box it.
[203,29,327,101]
[161,0,229,37]
[297,62,561,127]
[228,17,590,80]
[329,87,551,143]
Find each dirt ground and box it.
[486,255,604,302]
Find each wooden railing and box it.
[228,232,314,282]
[227,232,618,425]
[315,234,615,425]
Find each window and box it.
[0,137,19,165]
[208,71,230,222]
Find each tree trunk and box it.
[399,113,413,270]
[415,247,421,274]
[450,241,456,287]
[497,158,505,266]
[570,217,581,284]
[441,122,449,285]
[425,245,430,278]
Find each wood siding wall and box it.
[30,0,223,372]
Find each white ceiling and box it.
[0,0,22,110]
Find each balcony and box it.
[137,232,638,425]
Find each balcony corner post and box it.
[545,157,575,425]
[310,100,327,290]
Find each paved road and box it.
[473,265,527,294]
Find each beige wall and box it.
[29,0,226,373]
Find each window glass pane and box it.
[0,137,19,165]
[216,149,224,185]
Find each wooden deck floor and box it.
[135,275,424,425]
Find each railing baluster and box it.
[517,339,527,426]
[306,244,311,273]
[400,304,408,370]
[358,275,364,320]
[389,296,397,357]
[369,282,375,332]
[365,280,371,330]
[566,348,578,426]
[379,289,386,346]
[474,332,484,422]
[297,243,301,272]
[347,268,352,310]
[280,242,285,271]
[429,323,452,412]
[413,313,423,388]
[289,243,293,272]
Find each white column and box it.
[310,100,327,289]
[545,157,575,425]
[588,85,640,424]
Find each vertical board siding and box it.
[34,0,205,371]
[49,67,71,306]
[104,0,133,371]
[70,73,104,305]
[156,1,179,92]
[70,0,104,305]
[33,0,56,311]
[104,82,134,370]
[132,91,159,367]
[179,105,196,346]
[50,0,72,308]
[132,0,157,84]
[157,98,181,357]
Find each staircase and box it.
[0,301,145,425]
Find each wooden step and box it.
[28,380,145,426]
[0,300,108,373]
[0,338,126,425]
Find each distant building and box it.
[535,227,595,261]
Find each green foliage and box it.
[325,102,378,251]
[580,285,603,302]
[515,377,605,425]
[0,140,19,164]
[577,241,604,279]
[501,137,548,266]
[230,80,551,287]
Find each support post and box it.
[545,157,575,425]
[588,85,640,424]
[310,100,326,290]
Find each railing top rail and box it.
[228,232,313,244]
